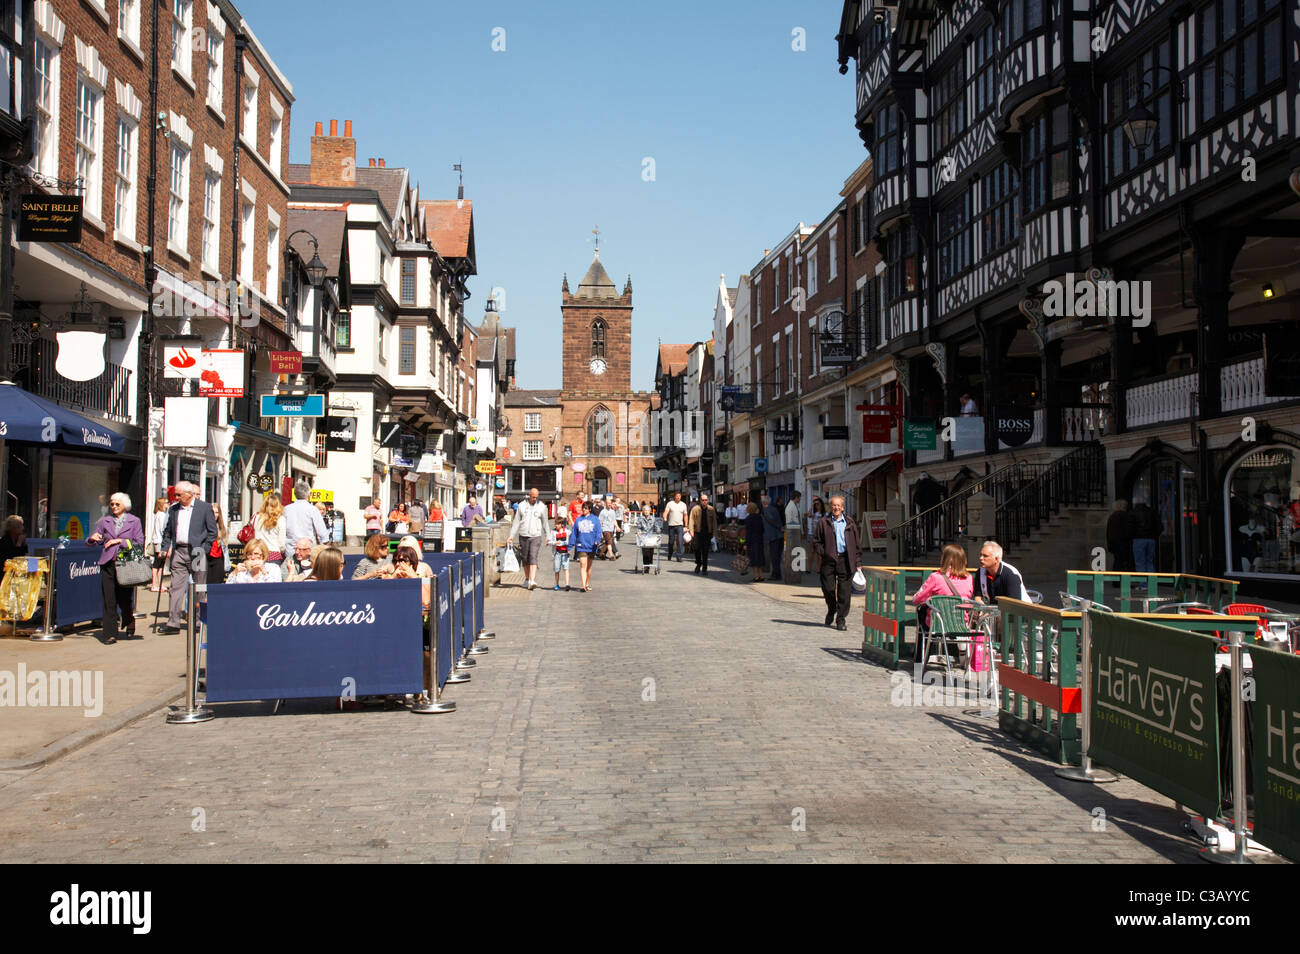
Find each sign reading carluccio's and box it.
[1250,648,1300,861]
[1087,611,1220,817]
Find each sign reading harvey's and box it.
[18,195,83,243]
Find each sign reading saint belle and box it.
[18,194,83,242]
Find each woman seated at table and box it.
[302,546,343,582]
[909,543,973,663]
[376,536,432,613]
[227,539,281,584]
[351,533,394,580]
[0,515,28,565]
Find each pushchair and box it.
[635,518,662,575]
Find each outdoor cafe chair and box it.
[1153,601,1212,614]
[922,595,981,677]
[1058,591,1114,613]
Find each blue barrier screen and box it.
[435,567,452,689]
[52,544,105,626]
[204,578,424,703]
[474,552,484,635]
[422,554,474,653]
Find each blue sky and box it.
[248,1,866,390]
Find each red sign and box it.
[862,414,892,442]
[270,351,302,375]
[494,464,503,475]
[869,515,888,538]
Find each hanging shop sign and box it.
[256,474,275,493]
[823,425,850,441]
[903,420,937,450]
[753,457,768,474]
[163,340,203,379]
[269,351,303,375]
[17,194,82,243]
[994,407,1035,447]
[719,387,755,412]
[260,394,325,417]
[862,414,892,443]
[179,458,202,485]
[772,429,797,447]
[322,416,357,453]
[197,349,245,397]
[474,460,499,474]
[308,489,334,504]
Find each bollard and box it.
[410,574,455,713]
[1055,603,1118,783]
[1203,630,1253,863]
[167,581,214,724]
[28,547,63,641]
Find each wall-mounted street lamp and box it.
[286,230,328,288]
[1121,65,1191,166]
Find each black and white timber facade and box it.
[838,0,1300,587]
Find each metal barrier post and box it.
[1056,602,1118,783]
[476,553,495,639]
[410,574,455,713]
[1203,630,1253,864]
[29,547,63,641]
[166,581,213,724]
[465,561,488,654]
[450,564,475,673]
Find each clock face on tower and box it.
[589,357,607,375]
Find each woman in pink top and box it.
[911,544,975,664]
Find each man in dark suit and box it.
[159,480,218,634]
[811,495,862,630]
[688,493,719,575]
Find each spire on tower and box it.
[562,273,569,293]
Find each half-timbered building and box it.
[838,0,1300,589]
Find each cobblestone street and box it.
[0,553,1208,863]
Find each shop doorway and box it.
[1125,456,1199,574]
[590,468,610,499]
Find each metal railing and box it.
[995,443,1106,550]
[893,459,1030,563]
[24,338,133,423]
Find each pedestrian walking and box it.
[284,479,328,546]
[762,494,784,582]
[568,491,586,526]
[689,493,719,574]
[363,497,384,536]
[662,491,688,562]
[408,497,428,534]
[252,492,287,565]
[86,492,145,644]
[810,495,862,630]
[1129,499,1160,572]
[149,497,169,591]
[549,515,572,590]
[571,501,601,591]
[806,497,826,574]
[510,487,549,591]
[461,494,486,527]
[599,497,620,559]
[158,481,218,635]
[1107,499,1134,572]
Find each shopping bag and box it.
[499,547,520,573]
[114,544,152,587]
[851,568,867,592]
[683,530,693,545]
[1,556,48,621]
[731,554,750,574]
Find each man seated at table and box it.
[974,540,1029,605]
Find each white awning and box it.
[824,456,891,488]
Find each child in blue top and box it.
[570,501,602,592]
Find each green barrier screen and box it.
[1087,610,1221,818]
[1250,648,1300,861]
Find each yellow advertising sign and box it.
[308,489,334,504]
[474,460,498,474]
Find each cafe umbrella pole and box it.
[166,581,213,724]
[1056,603,1118,783]
[29,547,63,641]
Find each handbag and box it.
[209,538,224,559]
[732,553,750,574]
[237,522,255,544]
[114,543,152,587]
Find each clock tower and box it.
[561,249,633,393]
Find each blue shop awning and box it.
[0,383,126,453]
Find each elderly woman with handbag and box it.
[86,492,146,644]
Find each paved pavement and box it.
[0,546,1250,862]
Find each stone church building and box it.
[555,251,658,503]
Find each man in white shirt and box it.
[283,479,328,546]
[509,487,549,590]
[784,491,802,530]
[662,492,688,562]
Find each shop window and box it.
[1225,445,1300,577]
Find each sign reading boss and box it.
[994,407,1035,447]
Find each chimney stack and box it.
[310,118,356,187]
[368,158,376,167]
[378,158,385,168]
[314,121,323,135]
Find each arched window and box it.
[587,406,614,454]
[591,318,607,358]
[1224,444,1300,579]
